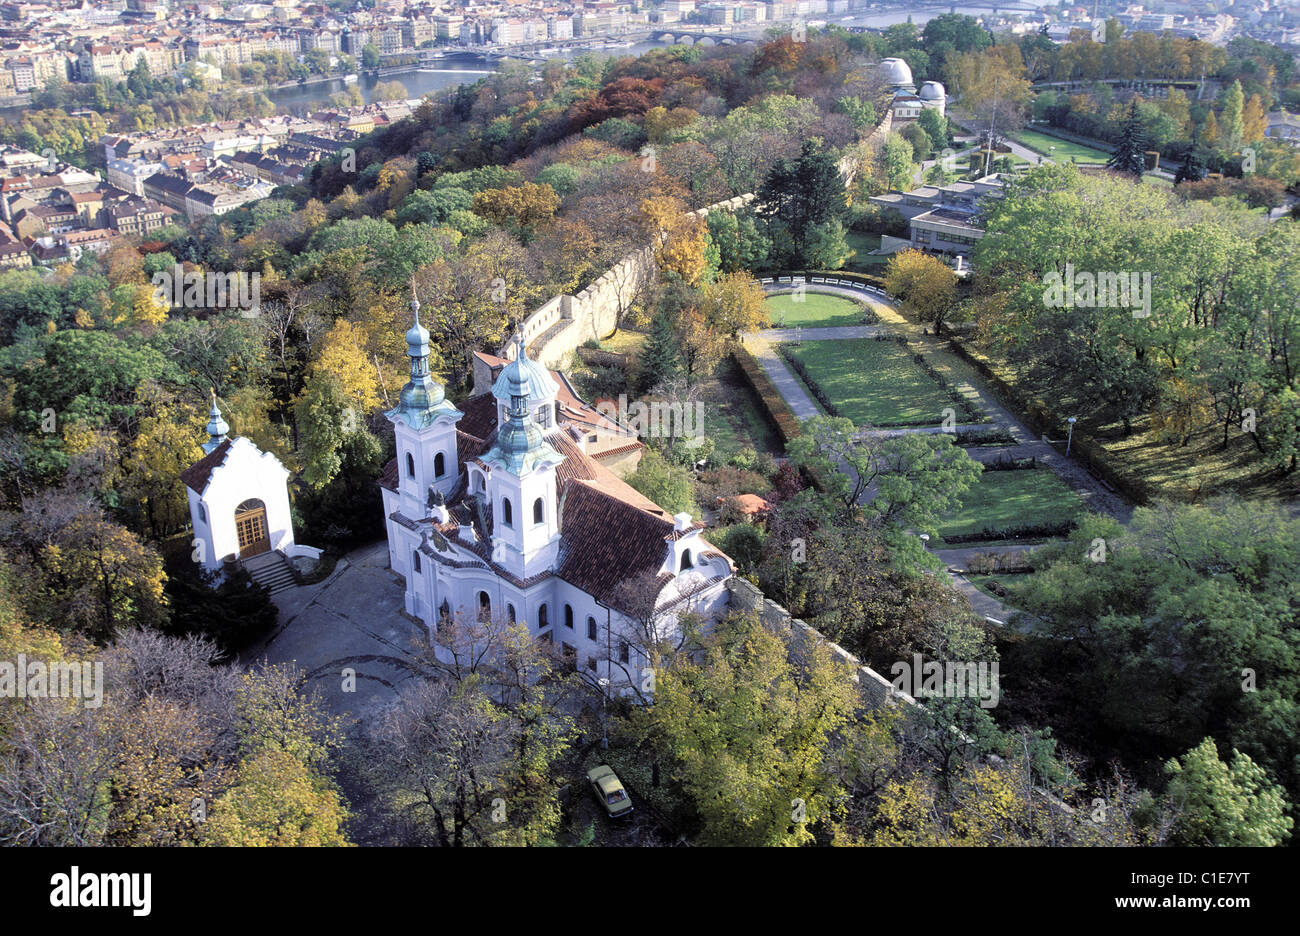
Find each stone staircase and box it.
[242,550,298,594]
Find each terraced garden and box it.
[935,467,1086,545]
[781,337,965,427]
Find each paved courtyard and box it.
[242,541,435,726]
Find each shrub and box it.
[732,346,801,445]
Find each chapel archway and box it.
[234,498,270,558]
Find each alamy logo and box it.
[151,265,260,315]
[594,395,705,446]
[1042,263,1152,319]
[889,654,1000,708]
[50,867,151,916]
[0,655,103,708]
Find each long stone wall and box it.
[506,110,890,369]
[726,577,917,713]
[504,193,759,369]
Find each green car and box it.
[587,765,634,819]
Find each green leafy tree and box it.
[1164,738,1292,847]
[627,610,860,846]
[626,448,696,517]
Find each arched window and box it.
[434,452,445,478]
[439,599,450,624]
[501,498,513,528]
[406,452,415,478]
[507,603,516,624]
[680,549,693,571]
[533,497,544,525]
[411,550,421,574]
[554,402,561,425]
[587,616,597,640]
[478,591,490,621]
[564,604,573,629]
[538,604,549,630]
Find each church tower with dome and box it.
[386,286,464,527]
[377,293,736,682]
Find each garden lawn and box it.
[764,292,868,328]
[1011,129,1110,164]
[936,468,1085,544]
[844,231,889,272]
[783,337,955,426]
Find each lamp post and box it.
[1049,145,1055,164]
[1066,416,1077,457]
[598,677,610,750]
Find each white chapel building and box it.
[182,393,302,573]
[379,292,734,688]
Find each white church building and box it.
[379,292,734,690]
[182,392,316,583]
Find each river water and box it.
[3,6,1041,123]
[262,4,1037,112]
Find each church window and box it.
[198,503,206,524]
[478,591,490,621]
[434,452,445,478]
[533,498,544,525]
[619,641,629,664]
[554,403,561,425]
[564,604,573,629]
[680,549,693,571]
[406,452,415,478]
[412,551,421,573]
[587,616,597,640]
[507,603,516,624]
[502,498,513,528]
[538,604,549,630]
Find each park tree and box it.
[472,182,560,234]
[626,448,696,516]
[294,372,381,490]
[1164,738,1292,847]
[948,48,1031,143]
[697,272,767,337]
[638,309,683,390]
[787,415,981,532]
[1219,80,1245,153]
[626,610,860,846]
[882,132,916,192]
[756,138,848,269]
[1107,101,1151,176]
[884,249,958,334]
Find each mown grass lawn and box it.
[764,292,869,328]
[784,337,954,426]
[936,469,1085,543]
[1011,128,1110,164]
[844,231,889,271]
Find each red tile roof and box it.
[181,438,232,493]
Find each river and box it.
[4,5,1045,123]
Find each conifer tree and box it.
[639,311,683,391]
[1107,101,1150,177]
[1174,147,1206,185]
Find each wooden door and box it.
[235,500,270,558]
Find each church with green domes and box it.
[379,290,734,686]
